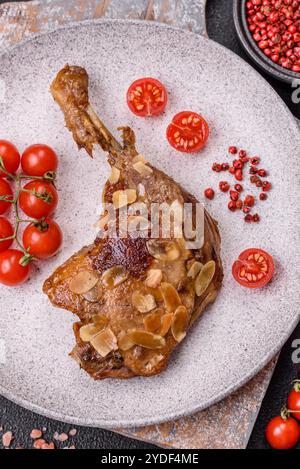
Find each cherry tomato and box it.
[288,385,300,421]
[0,140,20,177]
[127,77,168,117]
[0,249,30,286]
[21,144,58,177]
[166,111,210,153]
[266,416,300,450]
[0,179,13,215]
[0,217,14,252]
[19,180,58,219]
[23,218,63,259]
[232,248,274,289]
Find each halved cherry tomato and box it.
[232,248,274,289]
[288,384,300,421]
[19,180,58,219]
[23,218,63,259]
[0,249,30,286]
[0,179,13,215]
[166,111,210,153]
[0,217,14,252]
[0,140,20,177]
[21,144,58,177]
[127,77,168,117]
[266,415,300,450]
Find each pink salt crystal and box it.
[58,433,68,442]
[69,428,77,436]
[33,438,46,449]
[41,442,55,450]
[30,429,42,439]
[2,431,13,448]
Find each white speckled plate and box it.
[0,20,299,428]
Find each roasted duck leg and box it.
[43,65,223,379]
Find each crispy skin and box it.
[44,65,223,379]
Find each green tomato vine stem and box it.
[0,156,56,266]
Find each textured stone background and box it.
[0,0,299,450]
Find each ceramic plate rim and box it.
[0,18,299,428]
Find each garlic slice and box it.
[69,270,99,295]
[160,282,182,313]
[145,269,163,289]
[90,328,118,357]
[82,280,103,302]
[133,161,153,176]
[127,330,166,349]
[118,331,134,351]
[143,309,164,333]
[195,260,216,297]
[132,154,147,164]
[79,317,108,342]
[132,291,156,313]
[159,313,173,336]
[171,305,189,343]
[102,265,128,289]
[187,261,203,279]
[109,166,120,184]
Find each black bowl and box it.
[233,0,300,85]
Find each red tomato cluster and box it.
[0,141,62,286]
[266,380,300,450]
[126,78,210,153]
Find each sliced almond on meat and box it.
[159,313,173,336]
[109,166,120,184]
[90,328,118,357]
[79,320,107,342]
[145,269,163,288]
[143,309,164,333]
[171,305,189,342]
[145,354,164,371]
[112,189,137,209]
[133,160,153,176]
[118,331,134,351]
[187,261,203,279]
[92,314,108,328]
[132,291,156,313]
[127,215,150,232]
[69,270,99,295]
[102,265,128,289]
[127,330,166,349]
[160,282,181,312]
[132,154,147,164]
[195,260,216,297]
[82,281,103,302]
[146,240,180,262]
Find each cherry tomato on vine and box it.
[0,179,13,215]
[0,140,20,177]
[166,111,210,153]
[288,383,300,421]
[21,144,58,177]
[266,415,300,450]
[19,180,58,219]
[232,248,274,289]
[0,249,30,286]
[127,77,168,117]
[23,218,63,259]
[0,217,14,252]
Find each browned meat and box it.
[43,65,223,379]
